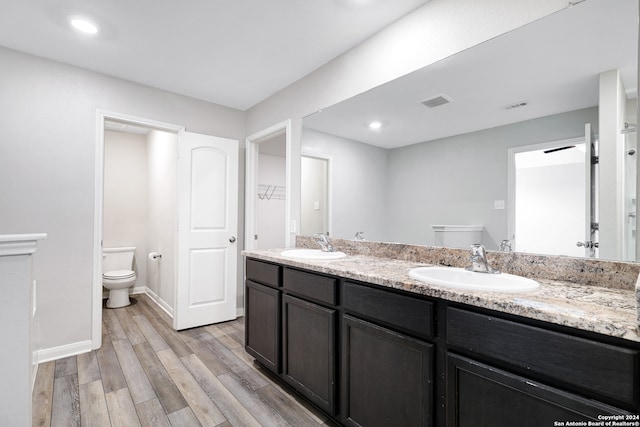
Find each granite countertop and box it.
[243,248,640,343]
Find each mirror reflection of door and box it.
[301,155,330,236]
[511,137,589,257]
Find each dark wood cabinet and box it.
[282,294,337,415]
[244,257,640,427]
[446,353,630,427]
[342,314,433,427]
[342,281,434,340]
[446,306,639,410]
[245,280,281,373]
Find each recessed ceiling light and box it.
[69,16,99,35]
[368,121,382,130]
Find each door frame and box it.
[93,110,184,350]
[245,119,293,251]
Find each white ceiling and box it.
[0,0,427,111]
[303,0,638,149]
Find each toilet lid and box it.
[103,269,135,279]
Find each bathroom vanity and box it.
[243,240,640,427]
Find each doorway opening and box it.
[94,111,183,349]
[245,120,292,250]
[508,136,592,257]
[300,153,332,236]
[94,111,240,347]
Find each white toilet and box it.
[103,247,137,308]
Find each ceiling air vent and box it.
[421,94,452,108]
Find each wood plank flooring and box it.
[32,294,337,427]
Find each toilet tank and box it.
[432,225,483,248]
[103,247,136,272]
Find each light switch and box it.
[494,200,505,210]
[314,201,320,210]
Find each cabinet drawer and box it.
[283,268,337,306]
[246,258,281,288]
[446,306,639,407]
[343,281,434,340]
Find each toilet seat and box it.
[103,269,136,280]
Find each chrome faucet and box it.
[314,233,334,252]
[466,244,500,274]
[499,239,513,252]
[355,231,365,241]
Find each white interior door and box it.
[175,131,238,330]
[509,137,586,256]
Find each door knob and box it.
[229,236,236,243]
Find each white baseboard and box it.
[144,287,174,317]
[143,288,243,320]
[32,363,38,391]
[34,340,92,364]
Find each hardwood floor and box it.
[32,294,337,427]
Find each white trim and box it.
[245,120,293,250]
[236,308,245,317]
[507,136,584,249]
[144,287,174,317]
[32,363,38,391]
[93,109,184,350]
[92,111,104,350]
[34,340,92,364]
[301,151,333,236]
[0,234,46,256]
[285,121,293,247]
[244,137,259,251]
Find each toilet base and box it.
[106,288,131,308]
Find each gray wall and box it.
[302,129,388,241]
[147,130,178,309]
[387,107,599,248]
[0,46,244,355]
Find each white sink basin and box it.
[281,249,347,260]
[408,266,540,293]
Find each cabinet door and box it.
[447,353,629,427]
[282,294,336,415]
[342,315,433,427]
[245,280,280,373]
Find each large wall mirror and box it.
[300,0,638,261]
